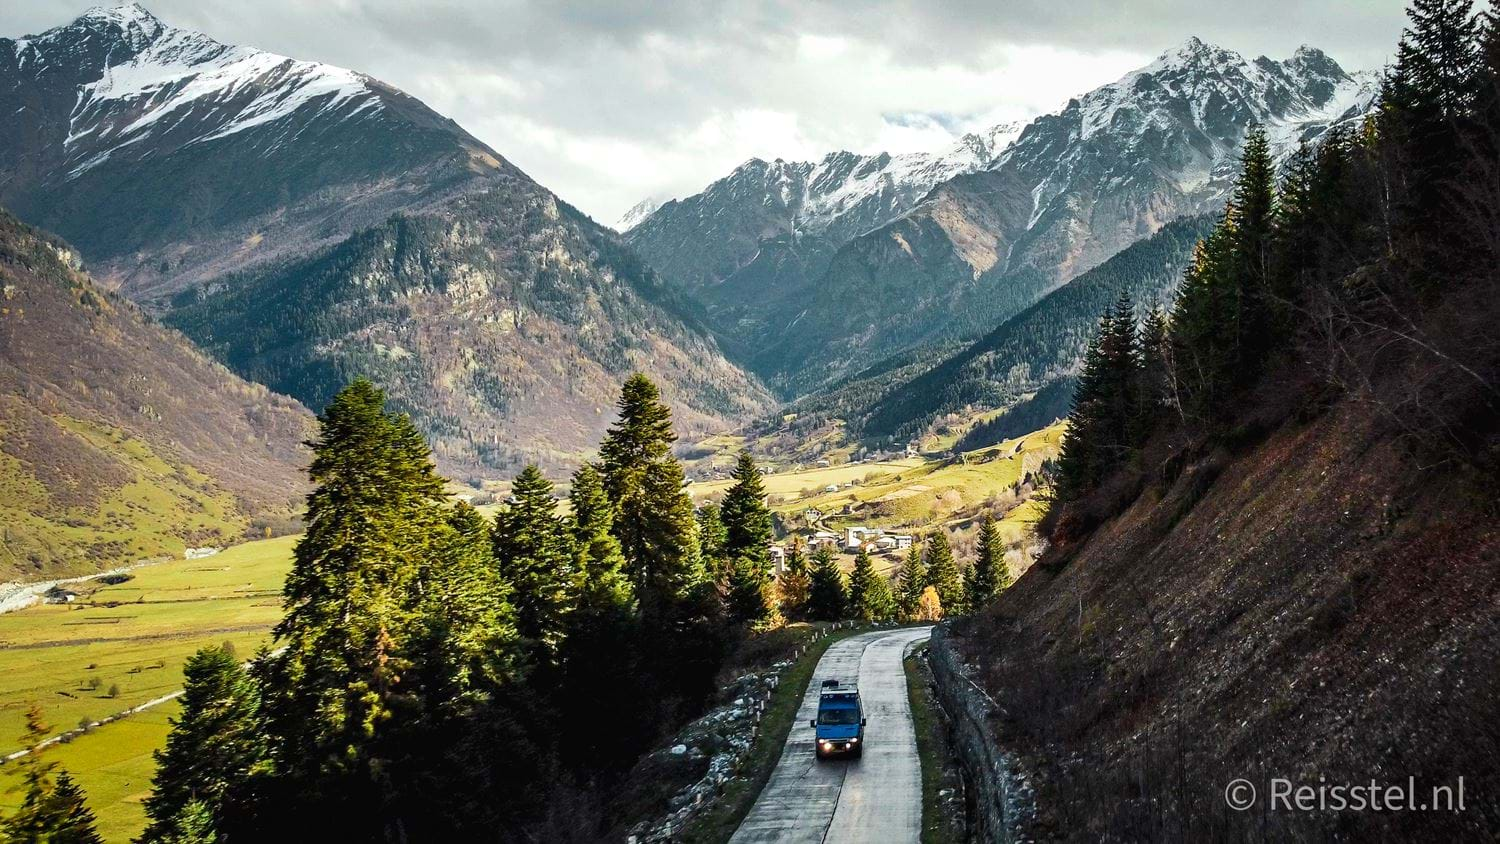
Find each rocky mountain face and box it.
[622,124,1023,349]
[0,3,513,300]
[629,38,1375,395]
[2,5,769,475]
[165,186,771,478]
[0,209,311,578]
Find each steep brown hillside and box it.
[951,376,1499,838]
[0,210,311,579]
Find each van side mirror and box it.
[861,718,868,726]
[810,719,817,728]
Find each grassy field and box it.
[0,408,251,580]
[780,424,1063,528]
[689,457,924,502]
[0,534,296,841]
[689,423,1062,577]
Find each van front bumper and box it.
[815,737,860,757]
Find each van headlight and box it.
[849,737,858,744]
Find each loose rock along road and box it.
[731,626,934,843]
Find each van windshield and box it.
[817,707,860,726]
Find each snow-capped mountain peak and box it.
[75,2,164,44]
[9,3,384,179]
[1,3,516,297]
[615,196,667,232]
[625,118,1026,241]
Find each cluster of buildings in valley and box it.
[766,526,915,574]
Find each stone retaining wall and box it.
[928,624,1035,842]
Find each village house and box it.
[840,526,915,553]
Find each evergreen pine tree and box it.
[1057,328,1109,500]
[923,532,965,614]
[1056,293,1143,501]
[493,465,573,655]
[1137,306,1173,429]
[569,464,632,614]
[598,375,703,620]
[1228,124,1279,374]
[1382,0,1482,276]
[143,646,267,843]
[893,544,927,620]
[1171,221,1237,422]
[154,801,216,844]
[556,464,643,770]
[415,503,518,709]
[807,546,847,621]
[776,541,811,621]
[695,503,728,579]
[261,379,448,816]
[964,514,1007,610]
[847,548,876,615]
[719,453,773,565]
[727,554,779,628]
[848,549,896,622]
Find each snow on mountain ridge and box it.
[658,121,1026,240]
[18,3,383,178]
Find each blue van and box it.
[811,680,865,759]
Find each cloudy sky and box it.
[4,1,1412,224]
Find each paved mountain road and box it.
[730,626,934,843]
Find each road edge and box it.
[681,623,873,843]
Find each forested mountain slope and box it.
[861,215,1216,444]
[166,189,771,477]
[0,210,310,579]
[1,5,769,476]
[949,4,1500,837]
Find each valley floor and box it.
[0,535,294,841]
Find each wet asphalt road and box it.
[730,626,934,844]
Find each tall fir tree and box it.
[807,546,848,621]
[695,503,728,579]
[569,464,633,614]
[894,544,927,620]
[598,374,703,620]
[964,514,1008,611]
[719,453,773,565]
[260,378,448,823]
[1137,306,1173,428]
[848,549,896,622]
[1057,293,1144,500]
[1382,0,1483,278]
[923,532,965,614]
[493,465,573,656]
[556,463,643,770]
[777,540,812,621]
[415,503,518,710]
[143,646,267,843]
[1228,124,1279,374]
[1171,219,1239,422]
[727,554,780,628]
